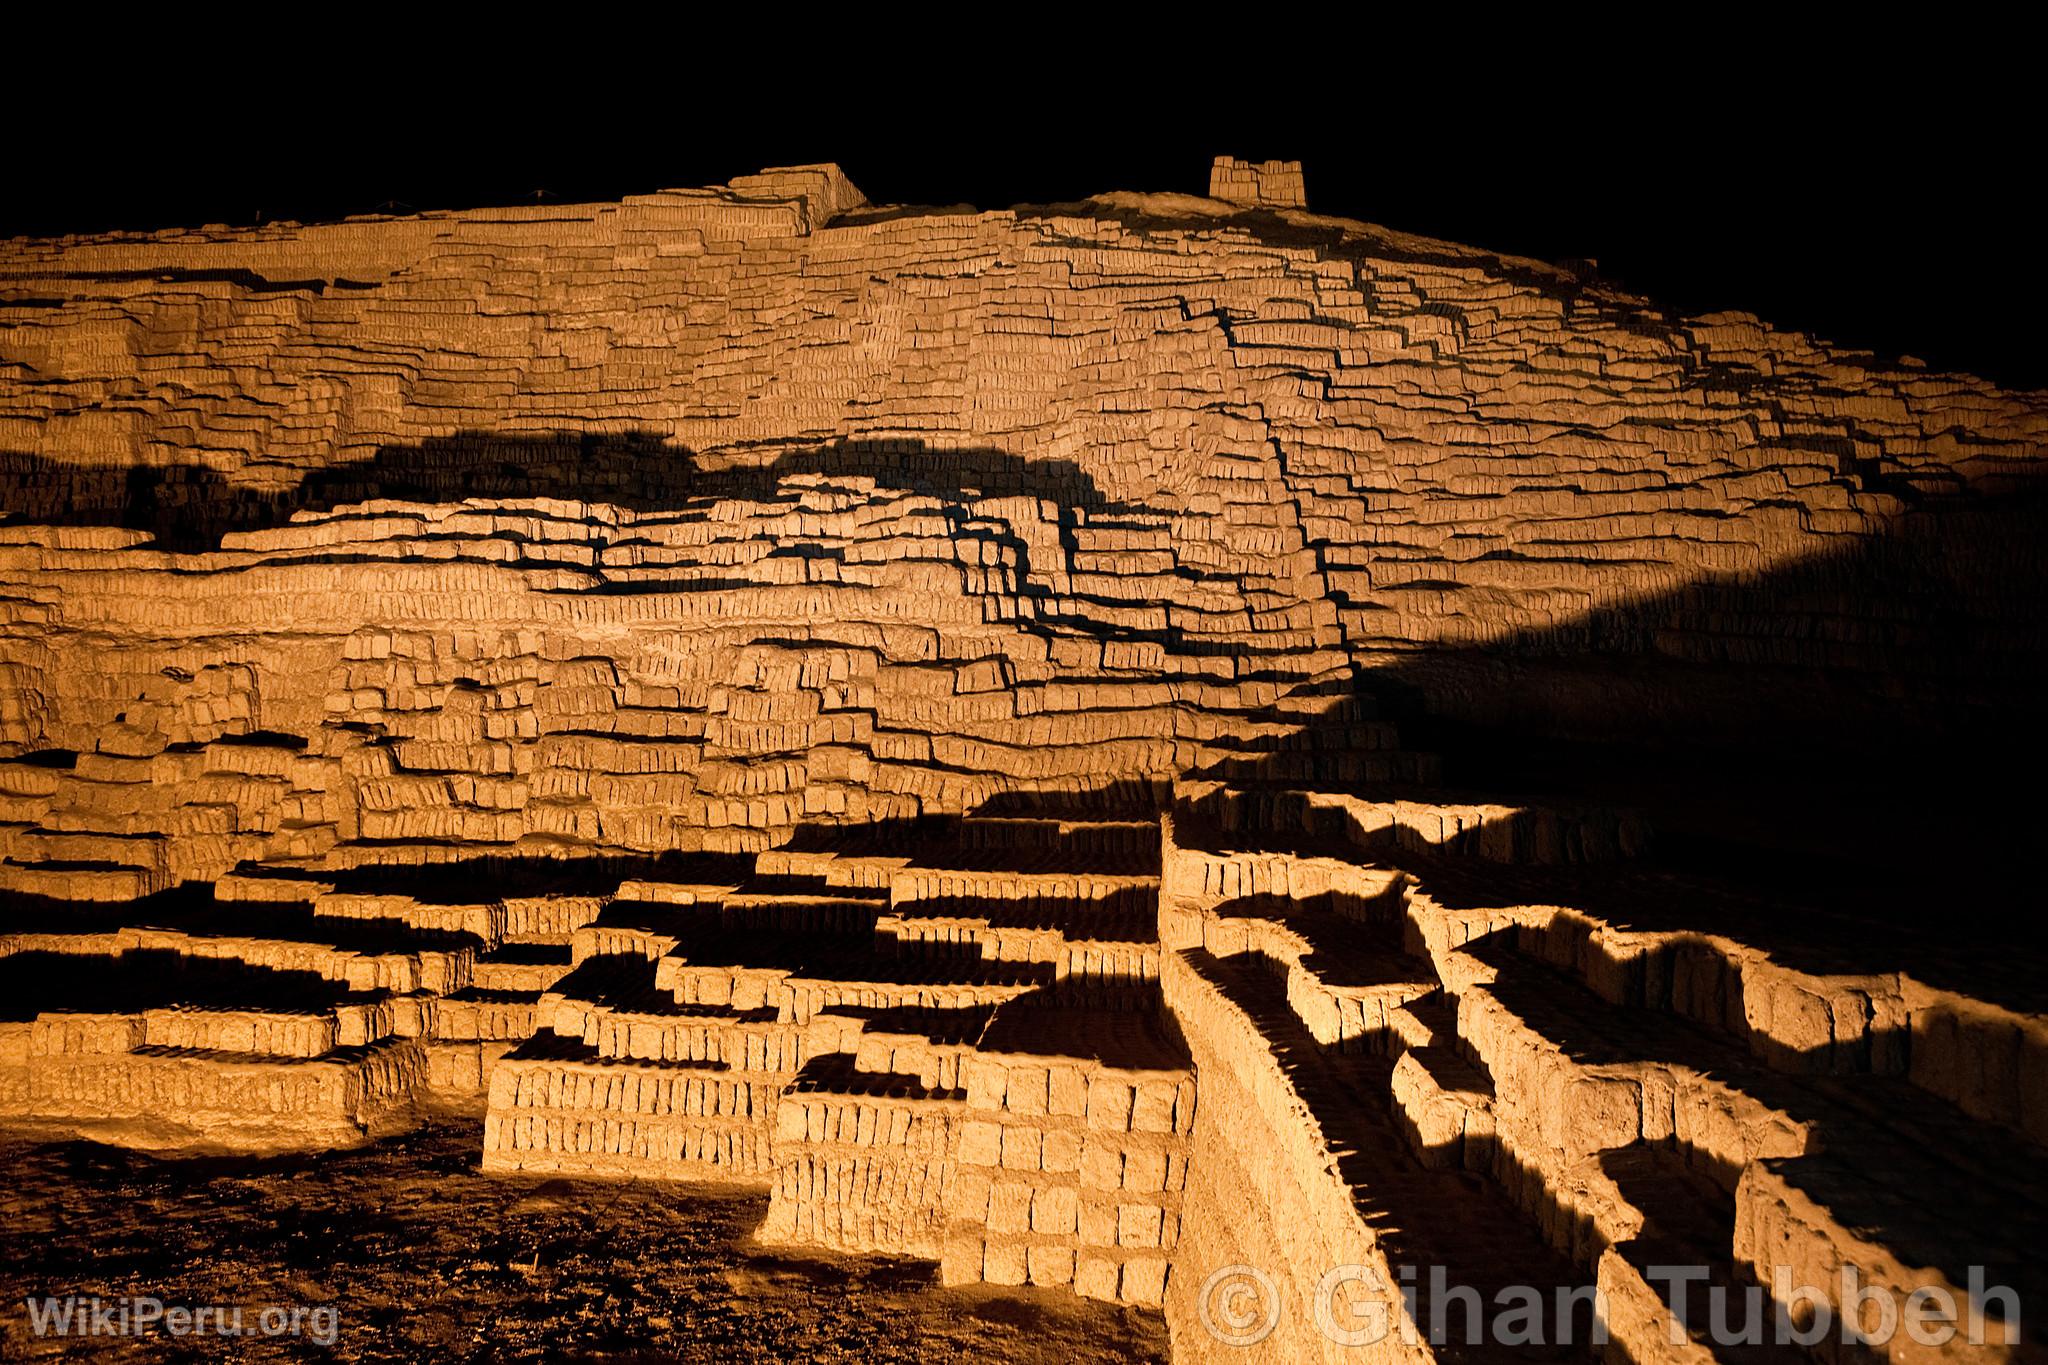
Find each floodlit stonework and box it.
[1,156,2043,1362]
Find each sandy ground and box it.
[0,1118,1169,1363]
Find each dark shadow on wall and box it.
[0,433,1158,551]
[1219,480,2048,984]
[0,948,379,1020]
[1456,924,2046,1330]
[0,430,1351,665]
[8,428,2046,972]
[1178,906,2040,1354]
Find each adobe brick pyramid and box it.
[1,159,2044,1362]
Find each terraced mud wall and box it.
[3,167,2043,886]
[3,166,2046,1364]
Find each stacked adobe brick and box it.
[2,163,2044,1359]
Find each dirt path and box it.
[0,1119,1169,1363]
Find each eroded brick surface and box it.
[0,163,2041,1364]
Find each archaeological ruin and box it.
[1,155,2043,1362]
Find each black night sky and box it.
[5,65,2041,391]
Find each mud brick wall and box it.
[942,1056,1194,1306]
[3,165,2046,1358]
[0,1022,425,1147]
[480,1052,779,1179]
[761,1048,1195,1308]
[1160,946,1428,1364]
[1176,780,1653,869]
[139,1007,340,1057]
[1208,158,1308,210]
[1161,798,2048,1363]
[2,167,2043,885]
[762,1088,965,1259]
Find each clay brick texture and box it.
[1,159,2041,1363]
